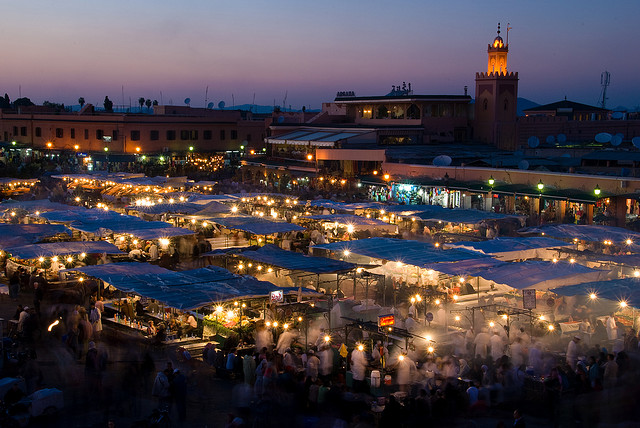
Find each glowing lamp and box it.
[416,295,422,302]
[427,346,435,353]
[283,323,289,329]
[80,252,86,259]
[307,154,313,161]
[324,335,331,343]
[594,185,601,196]
[489,321,495,327]
[548,325,555,331]
[589,293,597,300]
[272,321,278,328]
[537,180,544,191]
[455,315,461,321]
[215,306,224,313]
[634,270,640,277]
[66,257,73,263]
[410,297,416,304]
[51,256,58,262]
[488,176,495,186]
[453,295,459,301]
[47,320,60,332]
[297,316,303,322]
[435,299,441,305]
[75,197,81,202]
[234,301,239,306]
[346,224,354,234]
[383,174,390,180]
[266,321,271,327]
[38,257,45,263]
[398,355,405,361]
[343,250,350,256]
[357,344,364,351]
[620,301,628,308]
[237,264,244,270]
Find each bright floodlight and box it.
[215,306,224,313]
[548,324,555,331]
[620,301,628,308]
[346,224,354,234]
[357,344,364,351]
[324,335,331,343]
[435,299,441,305]
[398,355,405,361]
[427,346,434,353]
[343,250,350,256]
[589,293,597,300]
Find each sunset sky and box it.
[2,0,638,110]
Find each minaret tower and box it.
[475,23,519,150]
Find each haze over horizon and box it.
[2,0,638,110]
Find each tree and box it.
[13,97,34,108]
[0,93,10,109]
[103,96,113,112]
[78,97,85,109]
[138,97,145,112]
[145,99,152,111]
[152,100,158,106]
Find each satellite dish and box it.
[595,132,612,143]
[632,136,640,148]
[527,136,540,148]
[432,155,452,166]
[184,97,191,105]
[277,115,285,123]
[546,135,556,144]
[557,134,567,143]
[518,160,530,170]
[611,134,623,146]
[612,112,624,119]
[218,101,226,109]
[207,102,214,109]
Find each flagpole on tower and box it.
[507,23,512,46]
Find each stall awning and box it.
[477,260,608,290]
[305,200,385,212]
[312,237,489,267]
[520,224,640,247]
[550,278,640,309]
[414,207,524,225]
[429,258,508,276]
[0,199,81,214]
[6,241,124,259]
[449,237,572,260]
[64,263,320,310]
[303,214,393,227]
[239,245,357,274]
[209,216,305,235]
[0,224,73,249]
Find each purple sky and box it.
[2,0,638,110]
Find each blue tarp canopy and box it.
[477,260,608,290]
[6,241,124,259]
[64,263,320,310]
[239,245,357,274]
[414,207,523,224]
[125,202,205,215]
[312,237,489,267]
[305,200,384,212]
[429,258,508,276]
[209,216,305,235]
[43,209,195,239]
[450,237,571,256]
[302,214,391,227]
[520,224,640,247]
[550,278,640,309]
[0,199,81,214]
[378,205,442,216]
[0,224,73,249]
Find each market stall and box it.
[448,237,572,261]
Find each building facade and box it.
[0,105,267,154]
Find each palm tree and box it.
[138,97,145,112]
[145,99,152,111]
[78,97,85,109]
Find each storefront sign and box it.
[378,314,395,327]
[522,289,536,309]
[270,290,284,303]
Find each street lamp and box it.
[594,185,601,196]
[488,176,495,186]
[537,180,544,191]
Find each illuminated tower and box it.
[475,23,519,150]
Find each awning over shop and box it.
[5,241,124,259]
[520,224,640,247]
[477,260,607,290]
[449,237,572,260]
[209,216,305,235]
[239,245,357,274]
[413,207,524,224]
[550,278,640,308]
[64,263,321,310]
[125,202,204,215]
[0,224,73,249]
[554,248,640,267]
[312,237,489,268]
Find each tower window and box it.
[483,99,488,111]
[504,99,509,111]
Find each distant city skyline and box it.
[2,0,639,110]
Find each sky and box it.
[1,0,639,110]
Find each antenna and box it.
[283,91,288,111]
[600,71,611,109]
[160,91,163,105]
[205,86,209,107]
